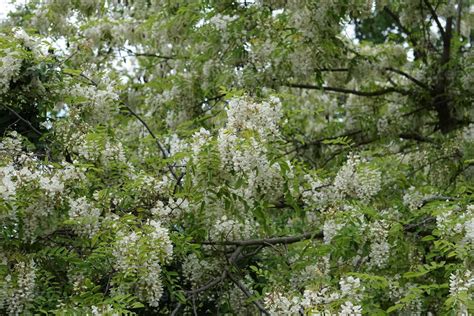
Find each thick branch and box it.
[286,83,407,97]
[317,68,349,72]
[424,0,446,38]
[196,231,323,247]
[455,0,462,35]
[398,133,438,146]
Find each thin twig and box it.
[385,67,431,90]
[170,303,182,316]
[4,105,42,136]
[227,272,270,316]
[122,104,180,181]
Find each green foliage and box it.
[0,0,473,315]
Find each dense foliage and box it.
[0,0,473,314]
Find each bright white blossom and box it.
[334,153,381,201]
[6,260,36,315]
[68,197,101,237]
[339,301,362,316]
[112,220,172,306]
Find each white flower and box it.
[39,175,64,193]
[334,153,381,201]
[211,215,257,240]
[264,292,301,315]
[68,197,101,237]
[6,260,36,315]
[0,48,22,94]
[112,221,172,306]
[191,127,211,157]
[403,187,424,210]
[368,221,390,269]
[0,164,17,200]
[449,270,474,296]
[339,276,362,297]
[225,97,282,138]
[209,14,238,31]
[339,301,362,316]
[464,218,474,242]
[323,219,344,244]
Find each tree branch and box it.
[123,48,178,60]
[384,67,431,90]
[384,7,413,38]
[185,270,229,296]
[227,272,270,316]
[4,105,43,136]
[286,83,407,97]
[455,0,462,35]
[122,103,180,181]
[423,0,446,38]
[196,231,323,247]
[172,246,244,313]
[398,133,438,146]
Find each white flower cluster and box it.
[339,301,363,316]
[264,292,302,315]
[300,288,337,313]
[449,270,474,296]
[191,128,211,157]
[368,221,390,269]
[163,133,189,168]
[448,269,474,314]
[387,277,425,313]
[39,174,65,194]
[225,96,282,139]
[75,137,102,161]
[436,205,474,239]
[461,123,474,142]
[465,218,474,242]
[182,253,219,290]
[339,276,364,299]
[102,141,127,164]
[0,48,22,94]
[302,174,332,208]
[69,82,119,120]
[265,276,364,315]
[334,153,381,201]
[290,264,324,288]
[402,186,425,211]
[112,220,173,307]
[210,215,257,240]
[68,197,101,237]
[217,97,284,201]
[151,197,190,221]
[0,134,86,241]
[6,260,36,315]
[0,163,18,200]
[225,275,258,314]
[208,14,239,31]
[323,219,345,244]
[90,304,118,316]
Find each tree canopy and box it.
[0,0,473,314]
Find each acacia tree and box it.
[0,0,473,314]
